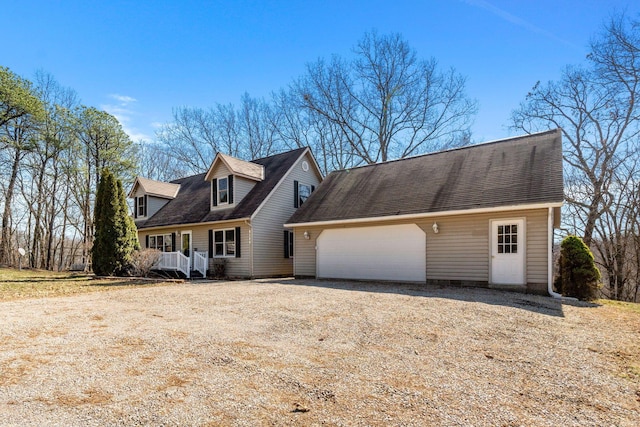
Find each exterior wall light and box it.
[304,231,310,240]
[432,222,439,234]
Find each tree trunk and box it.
[0,147,22,265]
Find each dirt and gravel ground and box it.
[0,278,638,426]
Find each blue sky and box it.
[5,0,638,144]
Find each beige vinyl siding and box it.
[292,208,549,286]
[252,152,322,277]
[137,221,251,277]
[524,209,548,284]
[420,215,488,282]
[293,225,326,277]
[208,163,257,211]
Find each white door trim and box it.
[489,218,526,285]
[181,230,193,268]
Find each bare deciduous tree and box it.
[512,14,640,301]
[298,31,478,164]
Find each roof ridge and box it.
[251,146,307,163]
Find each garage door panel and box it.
[317,224,426,282]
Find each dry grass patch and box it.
[53,388,113,407]
[0,267,172,301]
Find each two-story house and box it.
[129,147,322,278]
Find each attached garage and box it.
[286,130,564,295]
[316,224,426,282]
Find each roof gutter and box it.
[138,217,251,232]
[285,202,564,228]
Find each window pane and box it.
[505,245,511,253]
[498,235,503,243]
[498,225,503,234]
[218,178,227,191]
[215,243,224,256]
[299,184,311,206]
[218,178,228,204]
[498,245,503,254]
[505,235,510,244]
[512,244,518,253]
[226,242,235,255]
[225,230,235,242]
[512,235,517,244]
[214,231,223,243]
[150,236,156,248]
[504,225,510,233]
[157,236,163,247]
[512,224,517,233]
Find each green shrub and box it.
[555,235,601,300]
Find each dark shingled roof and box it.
[138,147,307,229]
[286,129,563,225]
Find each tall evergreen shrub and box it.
[92,169,138,275]
[555,235,601,300]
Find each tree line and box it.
[0,69,136,270]
[2,17,640,301]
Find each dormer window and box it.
[218,177,229,204]
[133,195,148,218]
[211,175,234,208]
[137,196,145,217]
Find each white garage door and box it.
[317,224,426,282]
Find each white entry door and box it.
[490,219,525,285]
[181,231,192,268]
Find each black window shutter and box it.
[228,175,234,204]
[311,185,315,193]
[294,180,299,208]
[134,197,138,218]
[143,195,148,217]
[145,235,149,248]
[284,230,289,258]
[208,230,213,258]
[212,179,218,207]
[235,227,241,258]
[171,232,176,252]
[289,231,294,257]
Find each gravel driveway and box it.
[0,279,638,426]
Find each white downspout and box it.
[548,207,562,298]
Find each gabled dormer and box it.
[128,176,181,221]
[204,153,265,211]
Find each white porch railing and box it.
[155,251,190,278]
[154,251,209,279]
[194,251,208,277]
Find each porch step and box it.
[190,270,204,279]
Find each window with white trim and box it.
[218,177,229,204]
[214,228,235,257]
[148,234,172,252]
